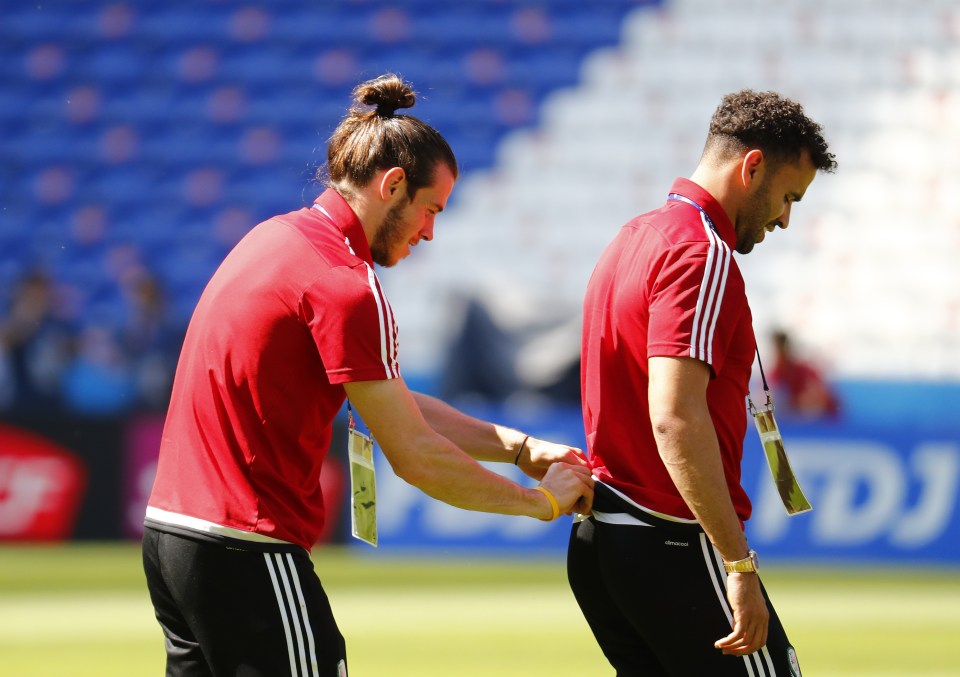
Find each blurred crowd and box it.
[0,266,842,422]
[0,268,184,417]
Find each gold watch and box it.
[723,549,760,573]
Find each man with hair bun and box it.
[569,89,836,676]
[142,73,593,676]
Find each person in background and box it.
[0,270,73,413]
[769,328,841,421]
[142,74,593,677]
[119,270,184,411]
[60,320,136,415]
[570,89,836,676]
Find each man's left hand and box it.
[517,437,590,481]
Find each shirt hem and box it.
[592,480,704,531]
[144,506,307,553]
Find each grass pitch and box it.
[1,543,959,676]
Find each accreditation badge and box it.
[347,411,378,547]
[748,391,813,515]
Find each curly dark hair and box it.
[704,90,837,172]
[322,73,458,199]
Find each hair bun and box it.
[353,73,416,117]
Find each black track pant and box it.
[143,527,347,677]
[568,518,800,677]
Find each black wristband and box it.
[513,435,530,465]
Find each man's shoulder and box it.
[613,205,718,266]
[626,202,718,248]
[262,209,368,271]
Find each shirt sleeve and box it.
[300,265,401,384]
[647,239,735,375]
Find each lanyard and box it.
[667,193,717,234]
[667,193,770,388]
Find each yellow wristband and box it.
[533,485,561,521]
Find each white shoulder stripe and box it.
[702,220,731,364]
[310,204,398,378]
[312,204,334,221]
[376,271,400,378]
[311,204,358,257]
[689,225,717,361]
[364,264,398,379]
[689,212,731,364]
[377,276,400,378]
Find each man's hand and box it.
[517,437,590,480]
[714,573,769,656]
[536,462,594,518]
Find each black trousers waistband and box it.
[592,482,704,533]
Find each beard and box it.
[369,198,409,267]
[734,175,772,255]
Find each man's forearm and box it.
[648,356,750,562]
[388,427,545,515]
[412,391,526,462]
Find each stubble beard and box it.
[370,199,408,267]
[735,177,772,255]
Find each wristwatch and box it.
[723,549,760,573]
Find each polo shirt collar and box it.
[668,178,737,251]
[313,189,373,265]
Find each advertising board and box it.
[363,405,960,564]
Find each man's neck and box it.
[688,164,741,227]
[336,185,382,246]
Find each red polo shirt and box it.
[147,189,399,550]
[581,178,756,522]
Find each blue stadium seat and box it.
[218,46,300,85]
[269,6,375,47]
[1,4,74,40]
[74,43,145,84]
[550,7,631,45]
[105,87,168,126]
[504,47,586,92]
[137,5,234,43]
[410,9,514,48]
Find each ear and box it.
[740,149,765,188]
[378,167,407,202]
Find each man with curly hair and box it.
[568,90,836,676]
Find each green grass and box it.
[1,543,959,676]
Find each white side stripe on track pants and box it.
[265,552,320,677]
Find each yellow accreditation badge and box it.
[347,408,378,547]
[748,391,813,516]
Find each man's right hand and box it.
[536,462,594,519]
